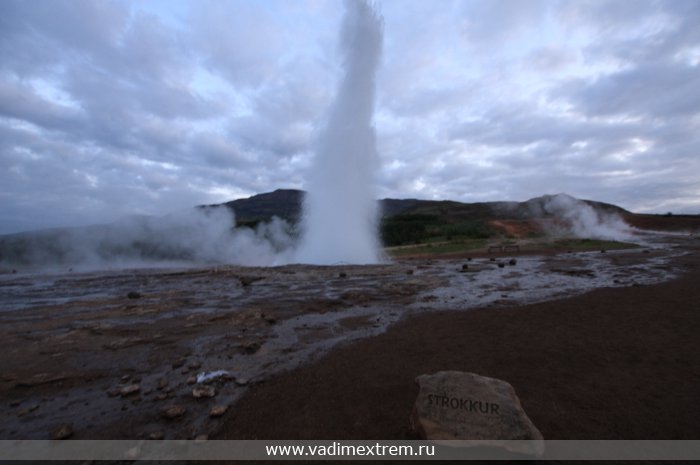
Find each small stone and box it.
[121,375,131,382]
[192,385,216,398]
[241,341,261,354]
[489,257,496,262]
[155,393,167,401]
[157,378,169,390]
[188,361,202,370]
[461,264,469,271]
[172,359,185,369]
[406,269,414,275]
[18,404,39,417]
[160,404,187,419]
[235,377,249,386]
[120,384,140,397]
[509,259,517,266]
[107,387,121,397]
[209,405,228,417]
[51,424,73,440]
[497,263,505,268]
[127,291,141,299]
[186,376,196,385]
[338,272,347,278]
[149,431,164,440]
[601,249,606,253]
[10,399,22,407]
[195,434,208,442]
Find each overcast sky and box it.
[1,0,699,234]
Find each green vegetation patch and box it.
[549,238,640,251]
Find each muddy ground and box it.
[0,233,696,442]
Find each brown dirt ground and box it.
[217,244,700,462]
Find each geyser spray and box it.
[294,0,384,265]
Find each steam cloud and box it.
[0,208,295,270]
[294,0,384,265]
[539,193,635,241]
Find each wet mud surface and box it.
[0,233,693,440]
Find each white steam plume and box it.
[540,194,635,241]
[294,0,384,265]
[0,207,295,270]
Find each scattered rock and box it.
[601,249,606,253]
[338,272,347,278]
[489,257,496,262]
[410,371,543,457]
[51,424,74,440]
[17,404,39,417]
[195,435,208,442]
[149,431,164,440]
[209,405,228,417]
[155,393,167,401]
[172,359,185,369]
[497,263,505,268]
[9,399,21,407]
[157,378,168,390]
[239,276,263,287]
[461,264,469,271]
[188,361,202,370]
[509,259,517,266]
[127,291,141,299]
[235,377,249,386]
[186,376,196,385]
[240,341,261,354]
[120,384,140,397]
[192,385,216,398]
[406,269,414,275]
[160,404,187,420]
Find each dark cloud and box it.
[1,0,699,234]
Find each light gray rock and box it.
[410,371,543,456]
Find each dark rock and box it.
[497,263,505,268]
[406,269,414,275]
[127,291,141,299]
[461,264,469,271]
[192,385,216,399]
[119,384,140,397]
[209,404,228,417]
[51,424,73,440]
[160,404,186,419]
[508,259,517,266]
[338,272,347,278]
[149,431,164,440]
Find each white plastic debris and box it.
[196,370,231,384]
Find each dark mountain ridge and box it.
[207,188,630,225]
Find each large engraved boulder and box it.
[410,371,543,456]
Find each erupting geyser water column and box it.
[294,0,383,265]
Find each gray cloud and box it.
[1,0,699,234]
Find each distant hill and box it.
[205,189,630,224]
[2,190,697,267]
